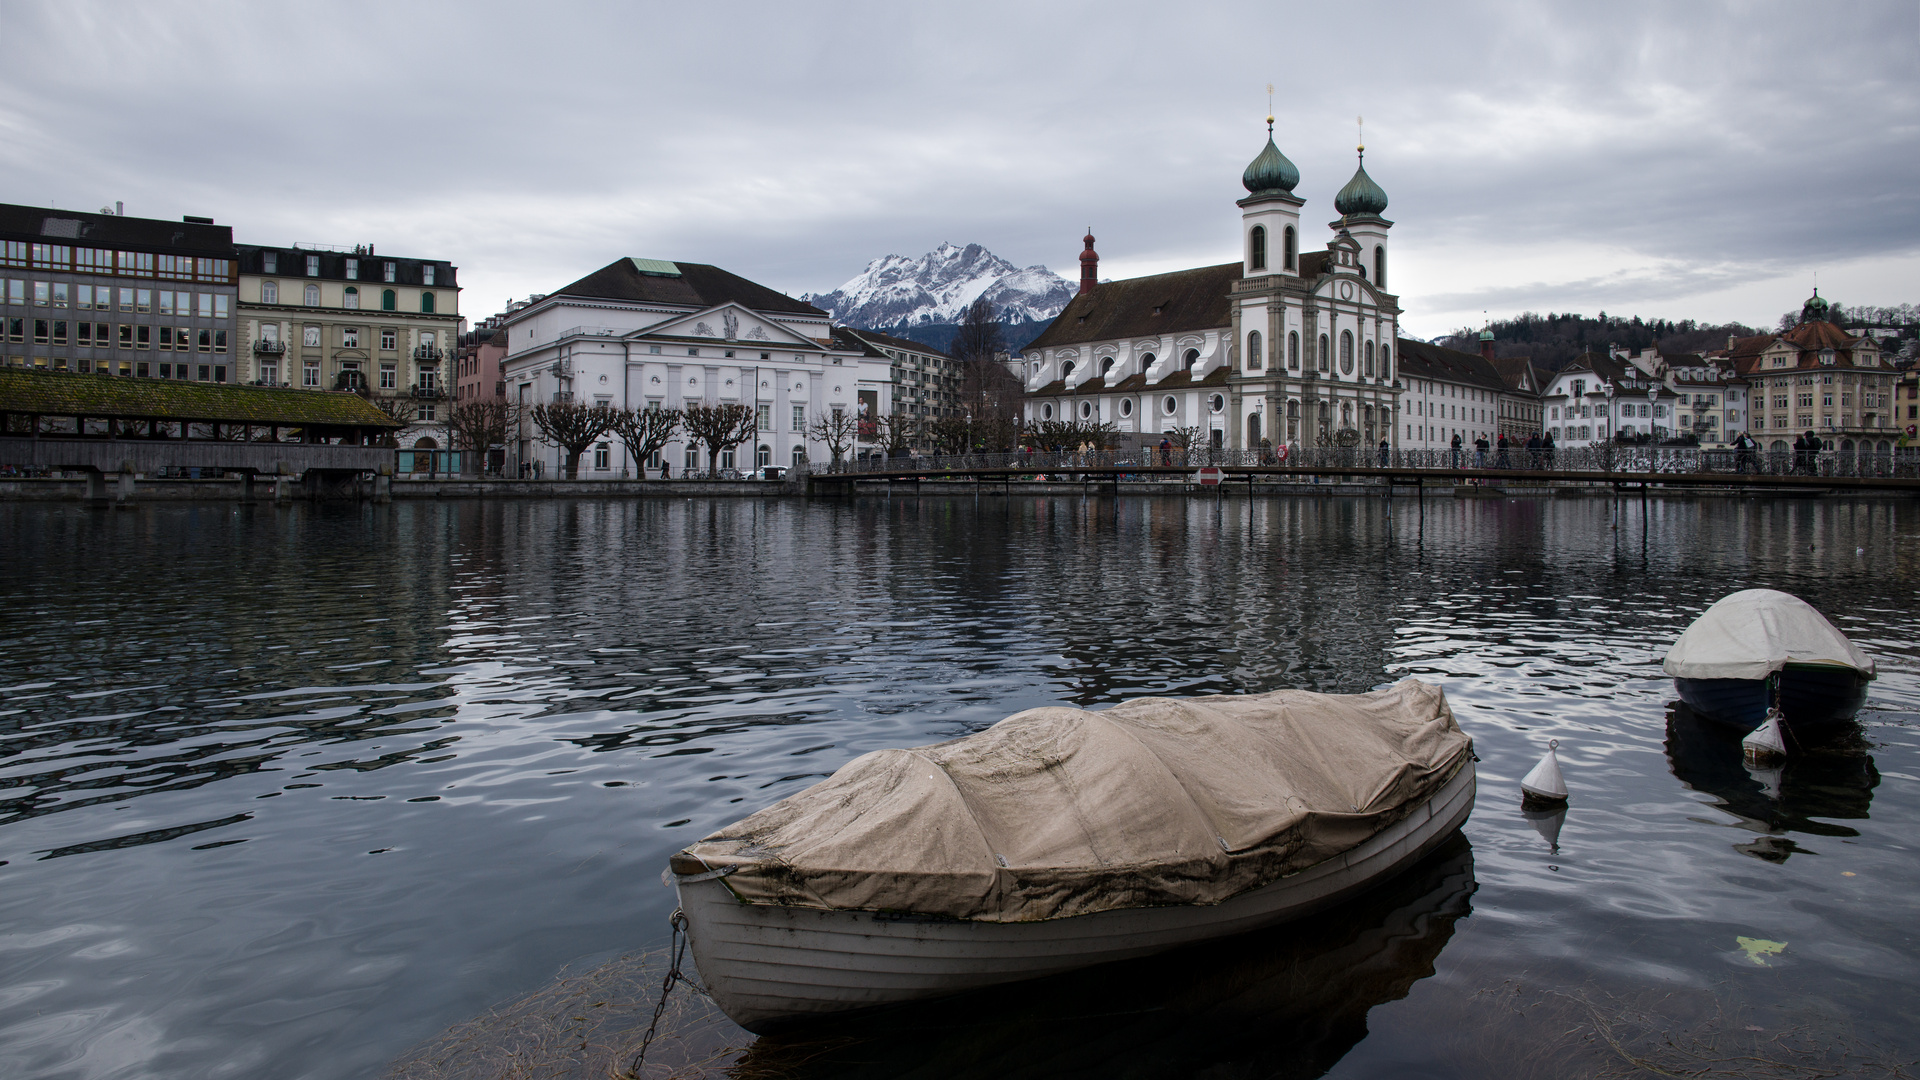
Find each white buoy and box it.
[1520,739,1568,804]
[1743,709,1787,765]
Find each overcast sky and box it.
[2,0,1915,339]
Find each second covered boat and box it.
[668,679,1475,1032]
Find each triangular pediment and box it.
[632,303,815,347]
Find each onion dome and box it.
[1801,288,1829,323]
[1334,152,1389,216]
[1242,119,1300,195]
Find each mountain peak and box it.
[803,243,1072,329]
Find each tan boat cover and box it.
[677,680,1472,923]
[1662,589,1874,682]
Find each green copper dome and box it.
[1334,155,1388,216]
[1242,128,1300,195]
[1801,289,1829,323]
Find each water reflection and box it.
[734,835,1476,1080]
[1664,704,1879,861]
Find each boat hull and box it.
[1674,665,1869,732]
[674,761,1476,1033]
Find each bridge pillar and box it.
[115,462,135,507]
[85,469,108,505]
[373,464,392,505]
[239,471,254,502]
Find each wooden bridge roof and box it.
[0,369,400,427]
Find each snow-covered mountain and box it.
[803,242,1073,329]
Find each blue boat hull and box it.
[1673,665,1870,733]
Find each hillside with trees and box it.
[1443,301,1916,373]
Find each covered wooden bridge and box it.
[0,368,402,502]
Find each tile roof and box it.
[1733,319,1882,376]
[548,258,825,316]
[0,369,400,427]
[1486,355,1544,395]
[1025,263,1242,351]
[0,204,233,255]
[842,327,954,360]
[1394,338,1512,393]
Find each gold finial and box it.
[1357,114,1365,154]
[1266,83,1274,128]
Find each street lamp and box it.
[1648,383,1662,442]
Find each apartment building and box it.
[0,203,238,381]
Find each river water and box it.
[0,494,1915,1079]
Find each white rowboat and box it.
[670,681,1475,1033]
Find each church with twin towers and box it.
[1021,118,1402,451]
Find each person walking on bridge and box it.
[1473,434,1489,469]
[1526,432,1541,469]
[1450,432,1463,469]
[1496,433,1511,469]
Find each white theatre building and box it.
[498,258,892,475]
[1022,121,1404,450]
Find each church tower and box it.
[1331,138,1392,289]
[1238,117,1304,277]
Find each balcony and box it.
[551,391,575,404]
[253,339,287,355]
[408,386,443,400]
[548,359,573,378]
[412,345,446,361]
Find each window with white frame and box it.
[303,361,319,386]
[792,404,806,431]
[303,283,319,306]
[306,255,320,276]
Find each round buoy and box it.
[1521,739,1568,805]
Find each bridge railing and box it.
[803,445,1920,480]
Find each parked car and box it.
[755,466,788,481]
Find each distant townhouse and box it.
[1542,352,1676,447]
[455,300,528,404]
[234,244,461,439]
[1394,337,1510,451]
[497,257,892,476]
[1485,351,1546,441]
[0,203,238,381]
[1721,292,1895,455]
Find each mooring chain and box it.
[627,908,691,1078]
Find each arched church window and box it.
[1374,246,1385,287]
[1283,227,1296,271]
[1340,331,1354,374]
[1380,344,1391,379]
[1288,331,1299,370]
[1286,399,1298,417]
[1062,360,1075,377]
[1318,334,1329,372]
[1101,357,1114,375]
[1184,348,1199,370]
[1365,340,1375,378]
[1250,226,1266,271]
[1247,330,1262,370]
[1141,352,1155,370]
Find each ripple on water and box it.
[0,495,1915,1079]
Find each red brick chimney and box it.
[1078,228,1098,295]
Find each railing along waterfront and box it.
[798,444,1920,480]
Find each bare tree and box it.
[950,298,1006,366]
[805,409,860,469]
[363,394,420,447]
[445,400,518,471]
[682,402,755,474]
[529,401,615,479]
[926,416,973,455]
[605,406,681,477]
[873,413,918,455]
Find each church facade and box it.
[1022,123,1404,452]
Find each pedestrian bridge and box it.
[0,368,401,502]
[804,445,1920,494]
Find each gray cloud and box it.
[1,0,1913,335]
